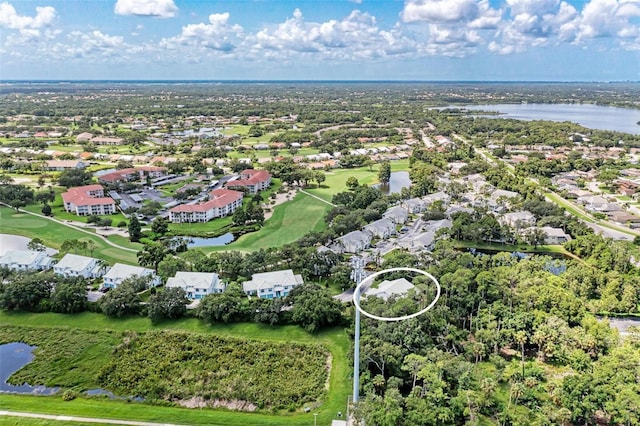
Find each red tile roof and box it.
[228,169,271,187]
[169,189,243,213]
[62,185,114,207]
[98,166,166,182]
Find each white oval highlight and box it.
[352,267,441,322]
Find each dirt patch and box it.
[324,353,333,391]
[176,396,258,411]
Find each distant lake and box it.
[464,103,640,135]
[0,234,57,256]
[187,232,235,248]
[0,342,59,395]
[376,171,411,195]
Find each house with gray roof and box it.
[399,231,437,252]
[54,254,107,279]
[423,191,450,206]
[242,269,304,299]
[336,230,372,254]
[364,218,396,239]
[403,198,426,214]
[0,250,53,272]
[166,271,225,300]
[499,211,536,229]
[423,219,453,233]
[383,205,408,224]
[364,278,415,301]
[102,263,160,289]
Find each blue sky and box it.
[1,0,639,81]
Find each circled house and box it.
[168,188,243,223]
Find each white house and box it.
[336,230,372,254]
[54,254,106,279]
[102,263,160,289]
[423,191,451,206]
[383,206,408,224]
[364,278,415,301]
[242,269,304,299]
[499,211,536,229]
[403,198,426,214]
[364,218,396,239]
[526,226,572,245]
[0,250,53,271]
[166,271,225,300]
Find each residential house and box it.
[168,188,243,223]
[403,198,426,214]
[97,166,167,185]
[399,231,436,252]
[62,184,116,216]
[75,132,94,143]
[102,263,160,289]
[499,211,537,229]
[383,206,408,224]
[607,211,640,227]
[423,191,451,207]
[538,227,571,244]
[364,218,396,239]
[91,136,125,146]
[225,169,272,194]
[166,271,225,300]
[423,219,453,232]
[336,230,372,254]
[0,250,53,271]
[364,278,415,301]
[54,253,107,279]
[45,160,87,171]
[242,269,304,299]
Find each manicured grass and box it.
[0,312,350,426]
[0,207,138,265]
[307,160,410,202]
[204,191,330,253]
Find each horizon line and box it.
[1,79,639,84]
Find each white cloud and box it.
[401,0,482,23]
[249,9,417,60]
[114,0,178,18]
[160,12,243,52]
[0,2,56,32]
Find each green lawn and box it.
[0,207,138,265]
[204,191,331,253]
[307,160,410,202]
[0,312,350,426]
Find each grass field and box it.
[306,160,410,202]
[0,312,351,426]
[204,191,331,253]
[0,207,138,265]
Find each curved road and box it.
[2,203,138,253]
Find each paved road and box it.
[0,410,185,426]
[2,203,138,253]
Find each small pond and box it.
[186,232,235,248]
[0,342,59,395]
[375,171,411,195]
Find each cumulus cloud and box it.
[249,8,417,59]
[114,0,178,18]
[160,12,243,52]
[0,2,56,32]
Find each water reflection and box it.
[0,342,59,395]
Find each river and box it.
[463,103,640,135]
